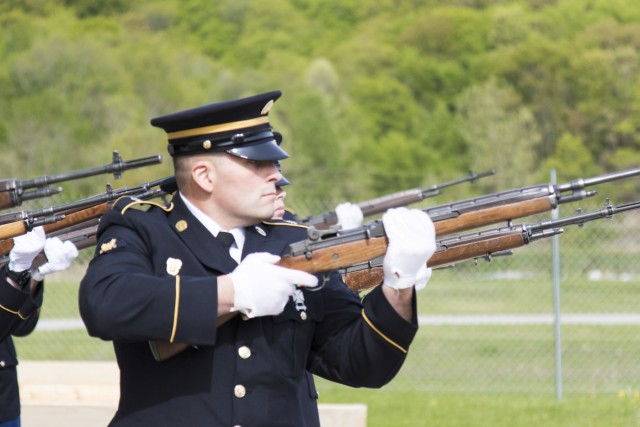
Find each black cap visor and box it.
[226,139,289,161]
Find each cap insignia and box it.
[202,140,212,150]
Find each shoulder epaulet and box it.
[262,219,308,229]
[111,196,174,215]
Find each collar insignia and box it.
[166,258,183,276]
[99,238,118,254]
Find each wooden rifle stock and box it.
[432,197,553,235]
[0,193,14,211]
[342,231,528,291]
[0,203,111,256]
[0,176,173,249]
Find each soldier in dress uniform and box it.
[272,162,291,221]
[0,227,78,427]
[79,90,436,427]
[272,165,363,229]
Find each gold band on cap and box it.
[167,116,270,140]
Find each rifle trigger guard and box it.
[308,273,330,292]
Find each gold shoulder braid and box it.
[116,197,174,215]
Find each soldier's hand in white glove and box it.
[229,252,318,318]
[9,227,46,272]
[382,207,436,290]
[335,202,364,230]
[31,238,79,281]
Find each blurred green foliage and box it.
[1,0,640,212]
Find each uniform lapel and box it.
[242,223,291,260]
[168,195,238,274]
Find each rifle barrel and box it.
[18,152,162,189]
[426,169,495,191]
[555,167,640,196]
[302,169,495,228]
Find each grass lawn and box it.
[12,235,640,426]
[316,380,640,427]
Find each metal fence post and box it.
[551,168,563,400]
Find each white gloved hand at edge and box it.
[31,237,79,281]
[229,252,318,318]
[9,227,46,272]
[382,207,435,290]
[335,202,364,230]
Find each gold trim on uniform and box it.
[261,220,308,229]
[121,200,174,215]
[170,275,180,343]
[0,303,19,315]
[167,116,269,140]
[175,220,188,232]
[1,303,30,320]
[361,309,407,354]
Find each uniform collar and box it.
[178,193,246,254]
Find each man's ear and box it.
[191,158,216,193]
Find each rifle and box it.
[0,151,162,209]
[150,199,640,362]
[149,167,640,361]
[149,167,640,362]
[299,169,495,229]
[0,176,175,246]
[0,219,101,268]
[412,166,640,236]
[281,199,640,291]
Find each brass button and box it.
[238,346,251,359]
[299,311,307,321]
[234,384,246,398]
[241,314,249,321]
[0,361,5,368]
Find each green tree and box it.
[456,78,541,192]
[539,132,599,183]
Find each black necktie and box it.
[217,231,235,249]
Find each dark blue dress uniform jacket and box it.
[79,194,418,427]
[0,277,42,422]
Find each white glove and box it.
[335,202,364,230]
[229,252,318,318]
[382,207,436,290]
[9,227,46,272]
[31,238,79,281]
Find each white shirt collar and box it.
[179,193,245,261]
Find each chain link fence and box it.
[12,194,640,396]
